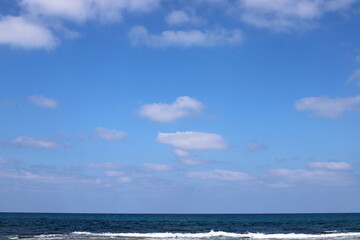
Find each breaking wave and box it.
[9,230,360,240]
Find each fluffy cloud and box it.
[87,162,123,169]
[142,163,175,171]
[28,95,58,108]
[94,127,126,141]
[0,16,57,49]
[295,95,360,118]
[129,25,244,48]
[235,0,356,31]
[186,169,253,181]
[138,96,203,123]
[246,142,266,151]
[21,0,161,23]
[157,131,229,150]
[165,10,203,26]
[10,136,62,149]
[308,161,351,170]
[173,149,204,165]
[347,69,360,86]
[1,0,160,50]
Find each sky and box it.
[1,0,360,214]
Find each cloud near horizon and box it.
[138,96,203,123]
[142,163,175,171]
[186,169,253,181]
[87,162,123,169]
[157,131,229,150]
[307,161,351,170]
[295,95,360,118]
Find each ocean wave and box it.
[9,231,360,240]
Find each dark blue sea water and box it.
[1,213,360,240]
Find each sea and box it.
[1,213,360,240]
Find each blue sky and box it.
[1,0,360,213]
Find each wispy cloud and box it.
[307,161,351,170]
[10,136,63,149]
[103,170,132,182]
[295,95,360,118]
[173,149,204,165]
[129,26,244,48]
[0,16,57,49]
[142,163,175,171]
[268,168,353,186]
[0,168,102,184]
[28,95,58,108]
[104,170,124,177]
[234,0,356,31]
[94,127,126,141]
[21,0,161,23]
[246,142,266,152]
[157,131,229,150]
[186,169,253,181]
[347,69,360,86]
[138,96,203,123]
[87,162,123,169]
[0,158,18,164]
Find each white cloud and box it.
[129,25,244,48]
[246,142,266,151]
[10,136,62,149]
[104,170,124,177]
[28,95,58,108]
[0,168,102,184]
[173,149,204,165]
[308,161,351,170]
[186,169,253,181]
[87,162,123,169]
[157,131,229,150]
[142,163,175,171]
[21,0,161,23]
[138,96,203,123]
[117,176,132,182]
[94,127,126,141]
[0,0,160,50]
[347,69,360,86]
[165,10,191,25]
[0,16,57,49]
[295,95,360,118]
[165,10,203,26]
[235,0,356,31]
[268,168,353,186]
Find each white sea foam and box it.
[11,231,360,240]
